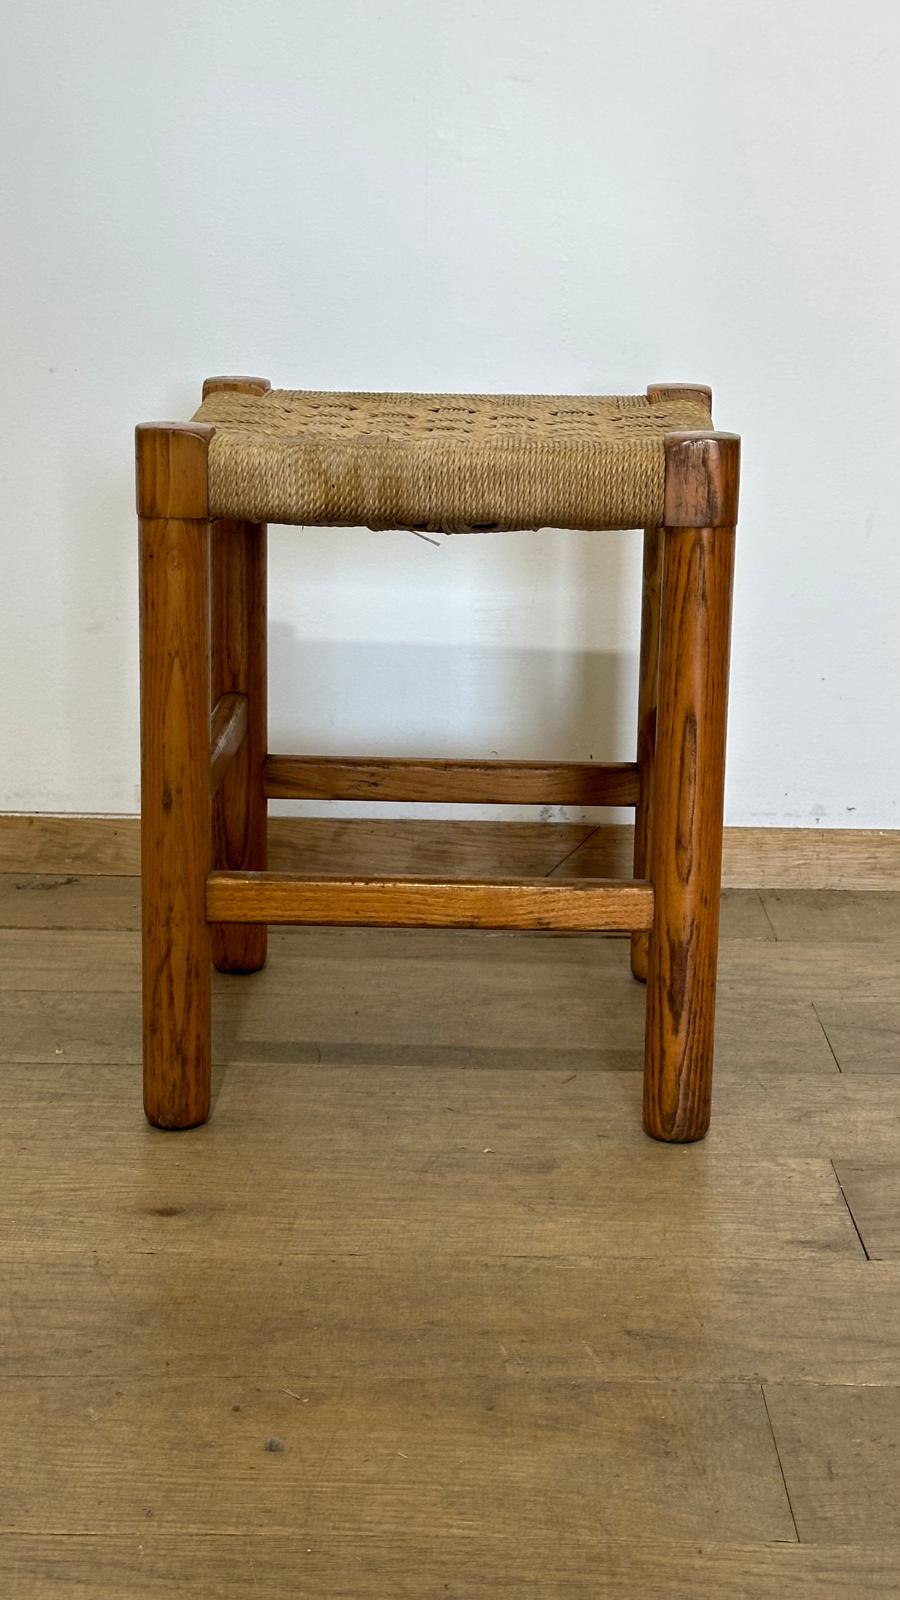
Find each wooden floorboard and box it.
[832,1161,900,1260]
[2,866,900,1589]
[0,1087,858,1261]
[3,1535,898,1599]
[3,813,898,886]
[0,937,783,1087]
[765,1382,900,1544]
[555,825,900,891]
[760,889,900,943]
[814,998,900,1073]
[2,1250,899,1385]
[0,872,141,931]
[0,817,597,879]
[0,1374,794,1542]
[2,1057,899,1158]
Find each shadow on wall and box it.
[51,463,639,817]
[267,625,637,824]
[264,517,642,823]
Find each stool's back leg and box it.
[643,432,738,1142]
[631,524,662,982]
[203,376,269,975]
[137,423,214,1129]
[210,515,268,972]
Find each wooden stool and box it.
[137,379,738,1141]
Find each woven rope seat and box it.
[192,387,713,533]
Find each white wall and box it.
[2,0,898,827]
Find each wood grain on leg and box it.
[137,422,214,1129]
[263,755,639,807]
[209,516,267,976]
[209,520,268,970]
[646,383,713,410]
[634,388,715,983]
[201,375,271,400]
[205,376,269,974]
[643,432,738,1142]
[631,525,662,982]
[209,694,248,797]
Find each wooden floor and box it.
[1,824,900,1596]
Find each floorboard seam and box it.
[758,892,779,941]
[830,1159,871,1261]
[760,1384,801,1543]
[545,826,602,878]
[811,1001,843,1073]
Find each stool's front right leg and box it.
[643,432,738,1142]
[137,422,214,1129]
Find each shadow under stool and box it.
[136,378,739,1142]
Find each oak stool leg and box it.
[643,432,738,1142]
[632,384,714,984]
[204,377,271,973]
[137,423,215,1129]
[630,524,662,982]
[209,518,268,970]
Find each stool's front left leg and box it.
[643,432,738,1142]
[137,422,214,1129]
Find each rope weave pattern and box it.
[192,389,713,532]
